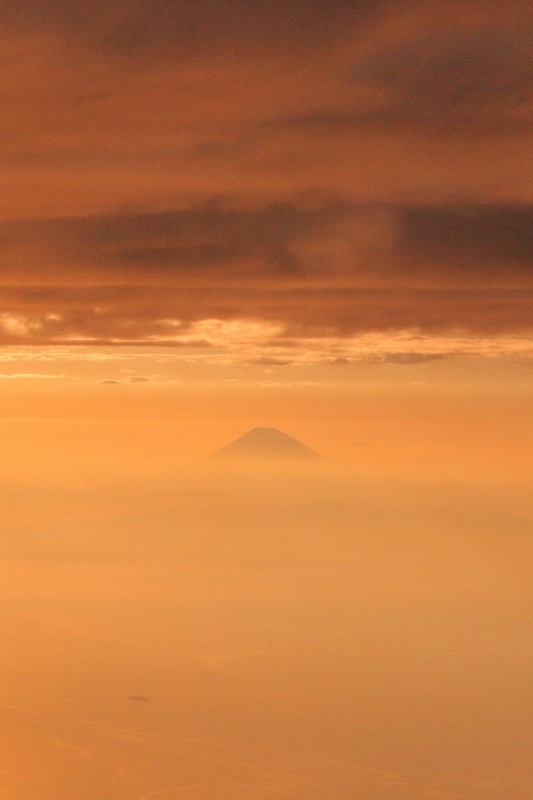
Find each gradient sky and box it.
[3,7,533,800]
[0,0,532,483]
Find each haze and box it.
[1,0,533,797]
[0,355,530,800]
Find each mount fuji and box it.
[210,427,326,461]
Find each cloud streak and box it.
[0,372,66,379]
[0,324,532,369]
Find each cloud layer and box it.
[0,1,532,347]
[0,201,532,344]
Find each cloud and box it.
[245,357,294,366]
[6,200,533,287]
[295,28,533,134]
[0,372,66,379]
[98,374,152,384]
[382,353,447,364]
[1,324,533,366]
[355,29,533,132]
[0,0,391,59]
[0,1,531,353]
[0,200,532,344]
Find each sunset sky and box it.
[1,0,533,350]
[0,0,532,478]
[2,3,533,800]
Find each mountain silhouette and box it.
[210,427,326,460]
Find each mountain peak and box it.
[210,427,326,460]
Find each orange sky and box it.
[0,349,527,487]
[3,7,533,800]
[0,0,532,350]
[0,0,531,504]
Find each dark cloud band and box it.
[3,200,533,281]
[0,198,532,342]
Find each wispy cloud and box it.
[0,372,67,379]
[1,323,533,369]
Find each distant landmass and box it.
[210,427,327,460]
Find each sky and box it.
[0,0,533,352]
[1,0,533,477]
[2,3,533,800]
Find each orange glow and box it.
[1,1,533,797]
